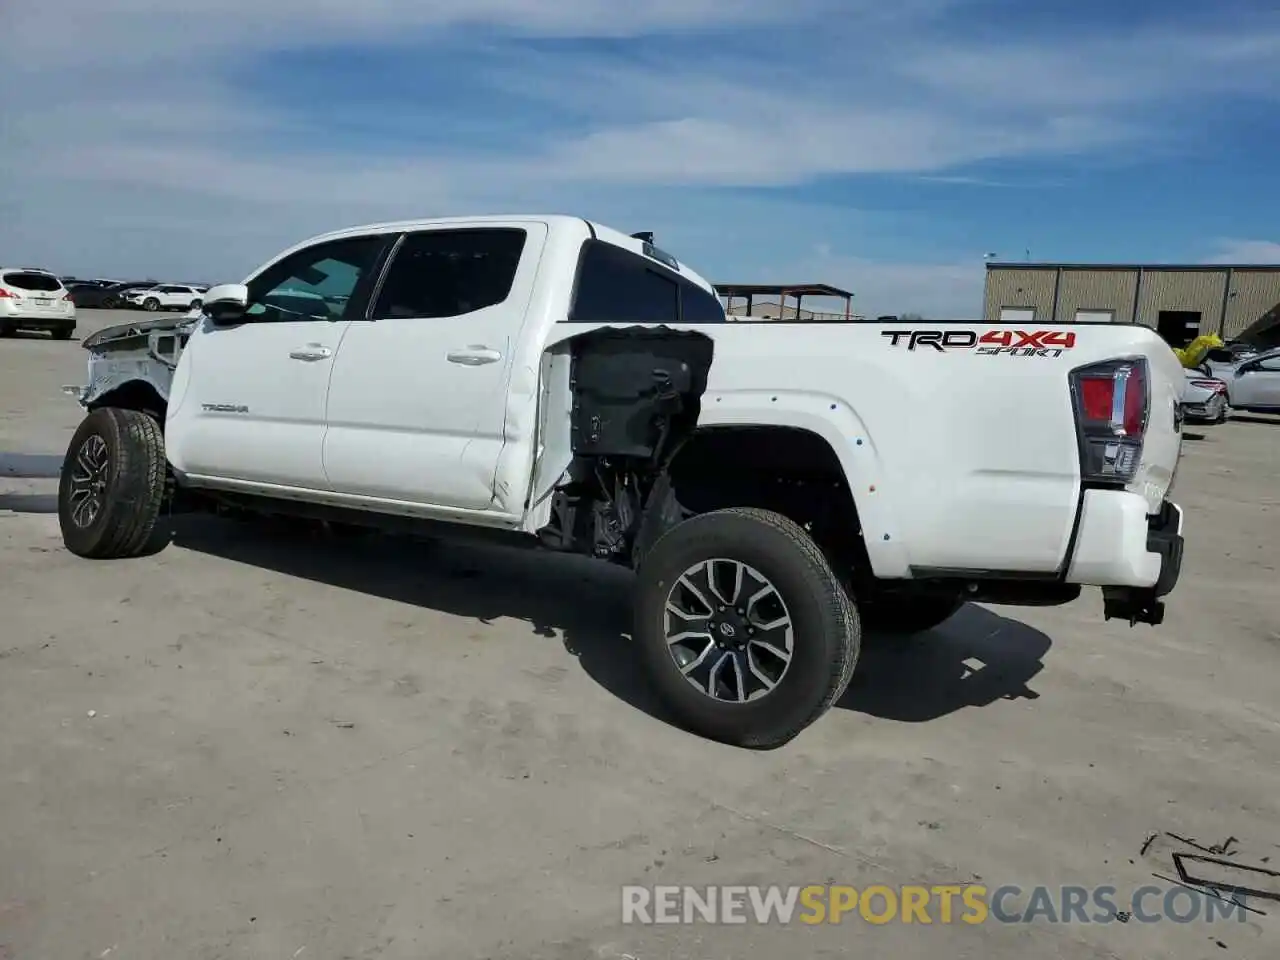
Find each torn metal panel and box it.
[76,313,199,407]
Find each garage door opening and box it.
[1157,310,1202,347]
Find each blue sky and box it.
[5,0,1280,317]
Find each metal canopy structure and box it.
[713,282,855,321]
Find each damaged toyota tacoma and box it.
[58,216,1187,747]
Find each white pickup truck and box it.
[58,215,1187,747]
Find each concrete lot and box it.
[1,310,1278,959]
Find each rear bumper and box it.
[1066,490,1184,625]
[1182,394,1227,420]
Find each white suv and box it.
[126,284,205,313]
[0,268,77,339]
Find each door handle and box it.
[289,344,332,361]
[447,346,502,366]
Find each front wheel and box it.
[143,298,160,312]
[58,407,168,558]
[189,299,202,311]
[633,507,860,748]
[101,295,118,309]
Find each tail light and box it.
[1070,358,1148,483]
[0,288,16,299]
[1189,379,1227,394]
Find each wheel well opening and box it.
[666,426,869,572]
[89,381,167,426]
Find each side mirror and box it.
[202,283,250,323]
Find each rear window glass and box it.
[3,271,62,292]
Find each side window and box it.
[371,228,527,320]
[245,236,385,322]
[1257,356,1280,371]
[570,241,679,324]
[680,282,727,323]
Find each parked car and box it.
[124,284,205,312]
[0,267,76,338]
[57,215,1187,747]
[66,281,146,309]
[1196,346,1280,413]
[1180,370,1230,422]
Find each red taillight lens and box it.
[1070,358,1149,483]
[1079,377,1114,421]
[0,288,16,299]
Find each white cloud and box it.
[1203,239,1280,265]
[898,20,1280,110]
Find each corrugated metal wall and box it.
[1136,272,1226,333]
[984,266,1280,336]
[1224,270,1280,339]
[1056,270,1138,322]
[983,269,1057,322]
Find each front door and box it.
[323,223,546,512]
[166,234,392,491]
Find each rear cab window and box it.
[568,240,726,324]
[3,271,63,292]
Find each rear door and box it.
[322,222,546,511]
[166,234,394,491]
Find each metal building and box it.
[983,263,1280,345]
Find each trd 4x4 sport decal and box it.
[881,329,1077,357]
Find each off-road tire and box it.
[59,407,167,559]
[51,325,75,340]
[859,593,965,636]
[633,507,860,748]
[143,297,160,312]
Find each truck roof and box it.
[298,214,716,295]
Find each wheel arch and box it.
[670,403,910,578]
[86,378,168,427]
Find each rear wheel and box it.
[189,299,202,311]
[51,325,75,340]
[59,407,167,559]
[633,507,860,748]
[101,295,118,309]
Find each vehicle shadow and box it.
[1230,413,1280,426]
[838,603,1049,722]
[170,516,1052,731]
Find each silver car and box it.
[1197,346,1280,413]
[1180,370,1230,422]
